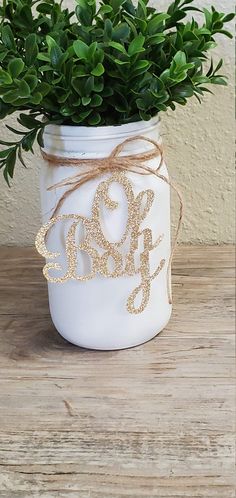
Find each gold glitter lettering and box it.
[35,172,166,314]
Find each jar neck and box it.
[42,115,161,159]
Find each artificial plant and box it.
[0,0,234,182]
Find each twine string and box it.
[41,135,184,304]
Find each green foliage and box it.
[0,0,234,181]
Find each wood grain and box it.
[0,246,235,498]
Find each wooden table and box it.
[0,246,235,498]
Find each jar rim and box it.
[44,115,160,140]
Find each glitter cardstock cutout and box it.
[35,171,166,314]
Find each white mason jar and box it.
[39,115,171,350]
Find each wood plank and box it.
[0,324,234,378]
[0,430,234,472]
[0,474,235,498]
[0,246,235,497]
[0,377,234,432]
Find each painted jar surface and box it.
[39,116,171,350]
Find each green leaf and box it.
[21,129,37,152]
[101,86,113,97]
[6,148,16,178]
[37,128,44,148]
[210,76,227,86]
[137,0,147,20]
[217,30,233,39]
[2,90,19,103]
[58,90,71,103]
[30,92,42,105]
[223,13,235,23]
[0,68,12,85]
[1,25,16,51]
[18,146,27,168]
[38,64,54,72]
[8,58,25,79]
[84,76,94,95]
[90,94,103,107]
[104,19,113,40]
[46,35,57,51]
[0,148,13,158]
[172,84,194,98]
[114,58,129,65]
[213,59,223,75]
[204,41,217,51]
[148,14,170,35]
[16,80,31,98]
[50,45,63,68]
[147,34,165,45]
[131,59,150,77]
[36,82,51,96]
[23,75,38,92]
[139,110,151,121]
[37,53,50,62]
[98,4,113,15]
[25,34,38,66]
[73,40,89,60]
[3,166,10,186]
[15,4,33,27]
[91,63,105,76]
[18,113,41,129]
[109,41,127,54]
[88,112,101,125]
[128,34,145,56]
[111,0,125,14]
[36,2,53,14]
[72,77,83,95]
[82,96,91,105]
[173,51,187,68]
[75,0,95,26]
[94,80,104,92]
[112,23,130,41]
[88,42,98,59]
[132,60,150,71]
[0,51,8,63]
[46,36,63,68]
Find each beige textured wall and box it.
[0,0,234,246]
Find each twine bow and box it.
[41,135,184,304]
